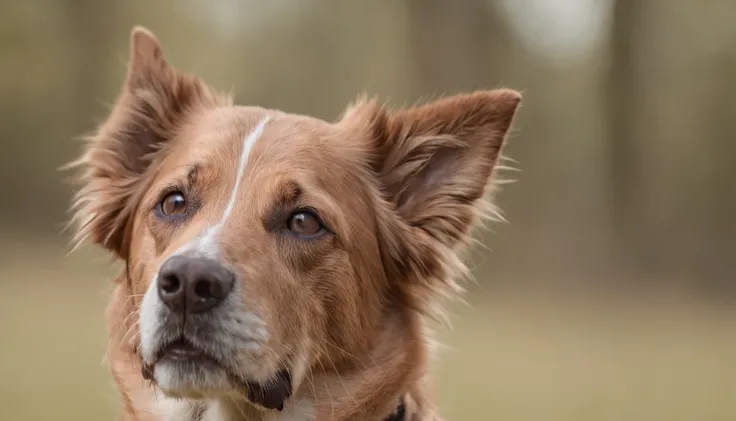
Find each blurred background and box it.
[1,1,735,420]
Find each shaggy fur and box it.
[67,27,522,421]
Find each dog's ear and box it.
[343,90,521,301]
[68,27,224,258]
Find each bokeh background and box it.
[1,1,735,420]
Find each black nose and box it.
[157,255,235,314]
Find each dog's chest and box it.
[151,396,315,421]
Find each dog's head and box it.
[69,27,520,414]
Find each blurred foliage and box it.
[0,0,734,420]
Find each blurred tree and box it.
[700,54,736,289]
[606,0,649,275]
[64,0,123,134]
[406,0,511,97]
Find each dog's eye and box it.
[287,211,323,237]
[159,191,187,216]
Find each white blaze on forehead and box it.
[171,116,271,258]
[220,116,271,228]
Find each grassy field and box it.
[1,243,735,420]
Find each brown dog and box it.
[68,26,522,421]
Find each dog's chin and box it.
[152,358,236,400]
[147,350,293,411]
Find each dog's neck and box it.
[108,285,438,421]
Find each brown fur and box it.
[68,27,522,421]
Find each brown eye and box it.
[159,191,187,216]
[287,211,323,236]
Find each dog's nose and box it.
[157,255,235,314]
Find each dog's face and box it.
[70,28,520,413]
[134,108,382,408]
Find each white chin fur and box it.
[154,359,234,399]
[139,275,164,364]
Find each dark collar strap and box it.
[383,397,406,421]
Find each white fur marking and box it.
[220,116,271,228]
[140,117,271,364]
[151,394,197,421]
[140,117,273,418]
[173,116,271,258]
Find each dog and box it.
[68,26,522,421]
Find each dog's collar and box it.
[383,397,406,421]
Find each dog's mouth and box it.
[142,336,223,384]
[156,337,215,363]
[143,337,293,411]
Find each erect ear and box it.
[344,90,521,296]
[68,27,226,258]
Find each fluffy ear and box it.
[346,90,521,298]
[68,27,225,258]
